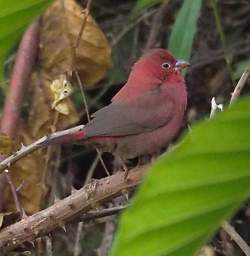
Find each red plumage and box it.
[72,49,189,160]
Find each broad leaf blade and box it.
[0,0,51,81]
[111,96,250,256]
[168,0,202,60]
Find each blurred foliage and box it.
[233,59,250,80]
[0,0,52,82]
[168,0,202,61]
[4,0,112,214]
[112,96,250,256]
[132,0,162,16]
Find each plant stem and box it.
[211,0,234,82]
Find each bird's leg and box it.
[120,158,129,180]
[114,154,129,180]
[123,163,129,180]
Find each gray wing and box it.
[85,88,174,137]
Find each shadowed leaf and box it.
[168,0,202,61]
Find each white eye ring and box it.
[161,62,171,69]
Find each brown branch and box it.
[73,0,92,59]
[0,166,147,252]
[144,0,171,52]
[4,170,22,216]
[111,9,156,47]
[0,125,85,174]
[222,222,250,256]
[230,70,250,104]
[0,20,40,138]
[78,205,127,222]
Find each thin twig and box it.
[222,221,250,256]
[144,0,170,52]
[191,40,250,70]
[211,0,234,83]
[73,222,84,256]
[74,72,110,176]
[230,70,250,104]
[0,125,85,173]
[72,0,110,177]
[78,205,127,222]
[4,170,22,216]
[74,153,99,256]
[73,0,92,55]
[46,236,53,256]
[85,155,99,185]
[111,9,156,47]
[96,148,110,176]
[74,71,91,121]
[97,215,115,256]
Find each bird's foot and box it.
[123,164,129,180]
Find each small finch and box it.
[72,48,189,162]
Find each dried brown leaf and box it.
[0,133,18,155]
[4,0,112,214]
[40,0,112,87]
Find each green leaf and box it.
[132,0,162,16]
[111,96,250,256]
[0,0,51,81]
[168,0,202,60]
[233,59,250,80]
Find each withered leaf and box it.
[4,0,112,214]
[40,0,112,87]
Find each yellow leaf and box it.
[50,75,73,114]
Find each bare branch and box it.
[144,0,171,52]
[78,205,127,222]
[0,166,147,252]
[0,125,85,174]
[73,0,92,55]
[4,170,22,216]
[230,70,250,104]
[222,221,250,256]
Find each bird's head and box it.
[133,48,190,82]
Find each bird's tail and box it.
[42,125,87,147]
[68,130,86,141]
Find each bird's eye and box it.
[161,62,171,69]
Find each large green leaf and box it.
[168,0,202,60]
[0,0,51,81]
[111,96,250,256]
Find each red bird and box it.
[72,49,189,162]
